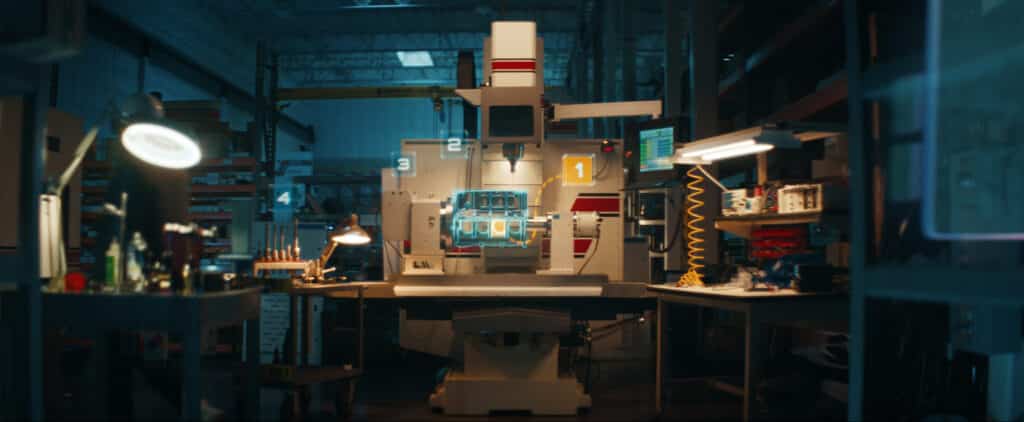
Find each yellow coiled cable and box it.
[519,174,561,246]
[678,166,705,287]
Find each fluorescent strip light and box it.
[701,143,774,162]
[396,51,433,67]
[680,139,756,158]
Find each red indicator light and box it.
[600,140,614,153]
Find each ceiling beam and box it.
[87,4,315,143]
[277,85,565,100]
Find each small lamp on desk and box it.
[306,214,371,282]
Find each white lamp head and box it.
[117,93,202,169]
[331,214,372,246]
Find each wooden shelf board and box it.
[189,212,233,221]
[191,184,257,196]
[762,72,848,123]
[192,157,259,172]
[715,212,822,239]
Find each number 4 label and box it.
[562,154,594,186]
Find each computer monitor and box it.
[639,126,675,173]
[625,117,685,186]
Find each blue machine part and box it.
[450,190,530,248]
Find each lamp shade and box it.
[673,123,843,165]
[117,93,202,169]
[331,214,371,246]
[121,123,202,169]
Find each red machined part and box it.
[752,227,806,239]
[750,248,805,259]
[751,239,805,249]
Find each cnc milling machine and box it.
[381,21,660,415]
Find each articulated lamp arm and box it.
[318,240,339,270]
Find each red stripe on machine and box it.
[574,238,593,254]
[492,60,536,71]
[571,197,619,213]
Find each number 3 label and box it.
[562,155,594,186]
[391,151,416,177]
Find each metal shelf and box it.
[191,157,259,172]
[863,266,1024,306]
[191,184,257,196]
[639,219,666,226]
[714,212,823,239]
[189,212,233,221]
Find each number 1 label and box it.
[562,154,594,186]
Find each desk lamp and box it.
[41,93,201,288]
[306,214,371,281]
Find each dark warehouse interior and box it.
[2,0,1023,421]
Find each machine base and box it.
[429,372,591,415]
[536,268,576,276]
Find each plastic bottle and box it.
[105,239,121,290]
[126,232,147,289]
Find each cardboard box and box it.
[823,135,848,160]
[812,158,849,179]
[0,98,84,249]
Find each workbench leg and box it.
[43,328,62,418]
[244,319,261,420]
[181,324,201,421]
[302,296,312,366]
[655,298,668,414]
[743,312,763,422]
[356,291,365,370]
[92,331,110,421]
[289,295,300,365]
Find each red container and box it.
[65,272,86,292]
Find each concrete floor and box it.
[300,358,748,422]
[50,345,843,420]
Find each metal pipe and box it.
[292,217,300,260]
[16,65,51,421]
[264,223,271,261]
[279,225,286,262]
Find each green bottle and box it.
[105,239,121,289]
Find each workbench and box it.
[648,284,847,422]
[310,278,653,320]
[42,287,262,421]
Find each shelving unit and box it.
[79,155,115,274]
[842,2,1024,419]
[165,100,260,260]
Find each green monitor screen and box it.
[639,126,675,173]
